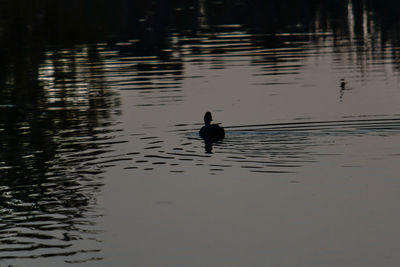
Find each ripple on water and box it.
[123,117,400,175]
[0,116,122,262]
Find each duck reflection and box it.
[204,139,214,153]
[199,112,225,153]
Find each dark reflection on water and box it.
[2,0,400,67]
[1,0,400,264]
[0,45,122,262]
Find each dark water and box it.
[2,0,400,266]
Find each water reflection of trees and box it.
[0,42,120,260]
[2,0,400,47]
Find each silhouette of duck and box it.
[199,112,225,140]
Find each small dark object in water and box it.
[340,78,346,89]
[199,112,225,140]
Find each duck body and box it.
[199,124,225,140]
[199,112,225,140]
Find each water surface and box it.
[2,0,400,266]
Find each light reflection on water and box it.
[2,0,400,265]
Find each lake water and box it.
[2,0,400,266]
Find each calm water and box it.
[2,0,400,266]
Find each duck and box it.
[199,112,225,140]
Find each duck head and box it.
[204,112,212,126]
